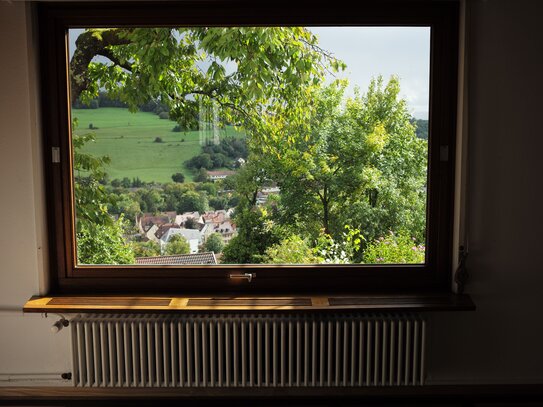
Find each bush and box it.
[154,137,163,143]
[203,233,224,254]
[158,111,170,120]
[362,231,425,264]
[194,168,208,182]
[171,173,185,183]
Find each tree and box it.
[203,233,224,254]
[165,235,191,255]
[263,235,319,264]
[222,207,283,263]
[176,190,209,213]
[184,217,198,229]
[76,215,135,264]
[73,132,135,264]
[132,240,161,258]
[135,188,163,213]
[171,172,185,183]
[362,230,425,264]
[70,27,343,146]
[260,77,427,247]
[194,168,209,182]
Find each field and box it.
[72,107,242,183]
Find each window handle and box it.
[229,272,256,283]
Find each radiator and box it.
[70,313,426,387]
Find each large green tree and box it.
[260,76,427,250]
[71,27,343,136]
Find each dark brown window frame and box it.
[38,0,459,295]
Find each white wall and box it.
[0,0,542,385]
[0,2,71,383]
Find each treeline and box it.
[185,137,248,170]
[412,119,428,140]
[72,91,129,109]
[106,181,238,223]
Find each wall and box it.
[0,2,71,384]
[0,0,542,386]
[426,0,543,384]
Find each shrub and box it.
[158,111,170,120]
[171,173,185,183]
[203,233,224,254]
[362,230,425,264]
[154,137,163,143]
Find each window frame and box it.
[38,0,459,295]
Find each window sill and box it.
[23,293,475,314]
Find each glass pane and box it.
[68,27,430,266]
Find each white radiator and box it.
[70,313,426,387]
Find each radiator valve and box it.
[51,317,69,333]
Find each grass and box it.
[72,107,243,183]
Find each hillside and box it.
[72,107,242,183]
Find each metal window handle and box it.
[229,272,256,283]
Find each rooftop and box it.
[135,252,217,265]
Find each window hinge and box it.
[52,147,60,163]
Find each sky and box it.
[309,27,430,119]
[70,27,430,119]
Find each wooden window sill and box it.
[23,293,475,314]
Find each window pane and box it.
[69,26,430,266]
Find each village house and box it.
[135,252,217,265]
[207,170,236,181]
[160,227,203,254]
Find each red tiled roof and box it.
[207,170,236,177]
[135,252,217,265]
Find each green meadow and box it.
[72,107,242,183]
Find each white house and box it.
[160,227,203,254]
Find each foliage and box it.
[186,153,213,170]
[72,27,344,154]
[194,168,208,182]
[263,235,319,264]
[313,226,365,264]
[132,240,161,257]
[135,188,163,213]
[412,118,428,140]
[154,136,163,143]
[362,230,425,264]
[76,216,135,264]
[262,76,427,246]
[158,112,169,120]
[184,217,198,229]
[203,233,224,254]
[108,192,141,222]
[222,207,283,263]
[165,235,191,255]
[171,172,185,183]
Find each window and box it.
[39,0,459,294]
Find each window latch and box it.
[229,272,256,283]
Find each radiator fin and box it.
[71,313,425,387]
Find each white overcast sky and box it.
[309,27,430,119]
[70,27,430,119]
